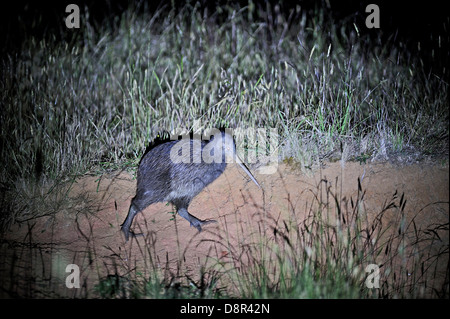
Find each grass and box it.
[1,2,448,187]
[0,1,448,298]
[1,174,447,298]
[213,178,447,299]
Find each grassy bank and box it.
[1,2,448,184]
[1,175,447,298]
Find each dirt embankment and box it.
[0,161,448,298]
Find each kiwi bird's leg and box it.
[171,197,217,231]
[121,202,144,241]
[177,207,217,231]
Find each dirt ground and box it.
[0,160,448,298]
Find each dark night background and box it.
[0,1,448,304]
[1,0,449,79]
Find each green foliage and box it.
[1,2,447,186]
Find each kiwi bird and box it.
[121,130,260,241]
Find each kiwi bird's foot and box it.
[121,226,144,241]
[191,219,217,232]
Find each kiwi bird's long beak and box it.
[236,155,261,188]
